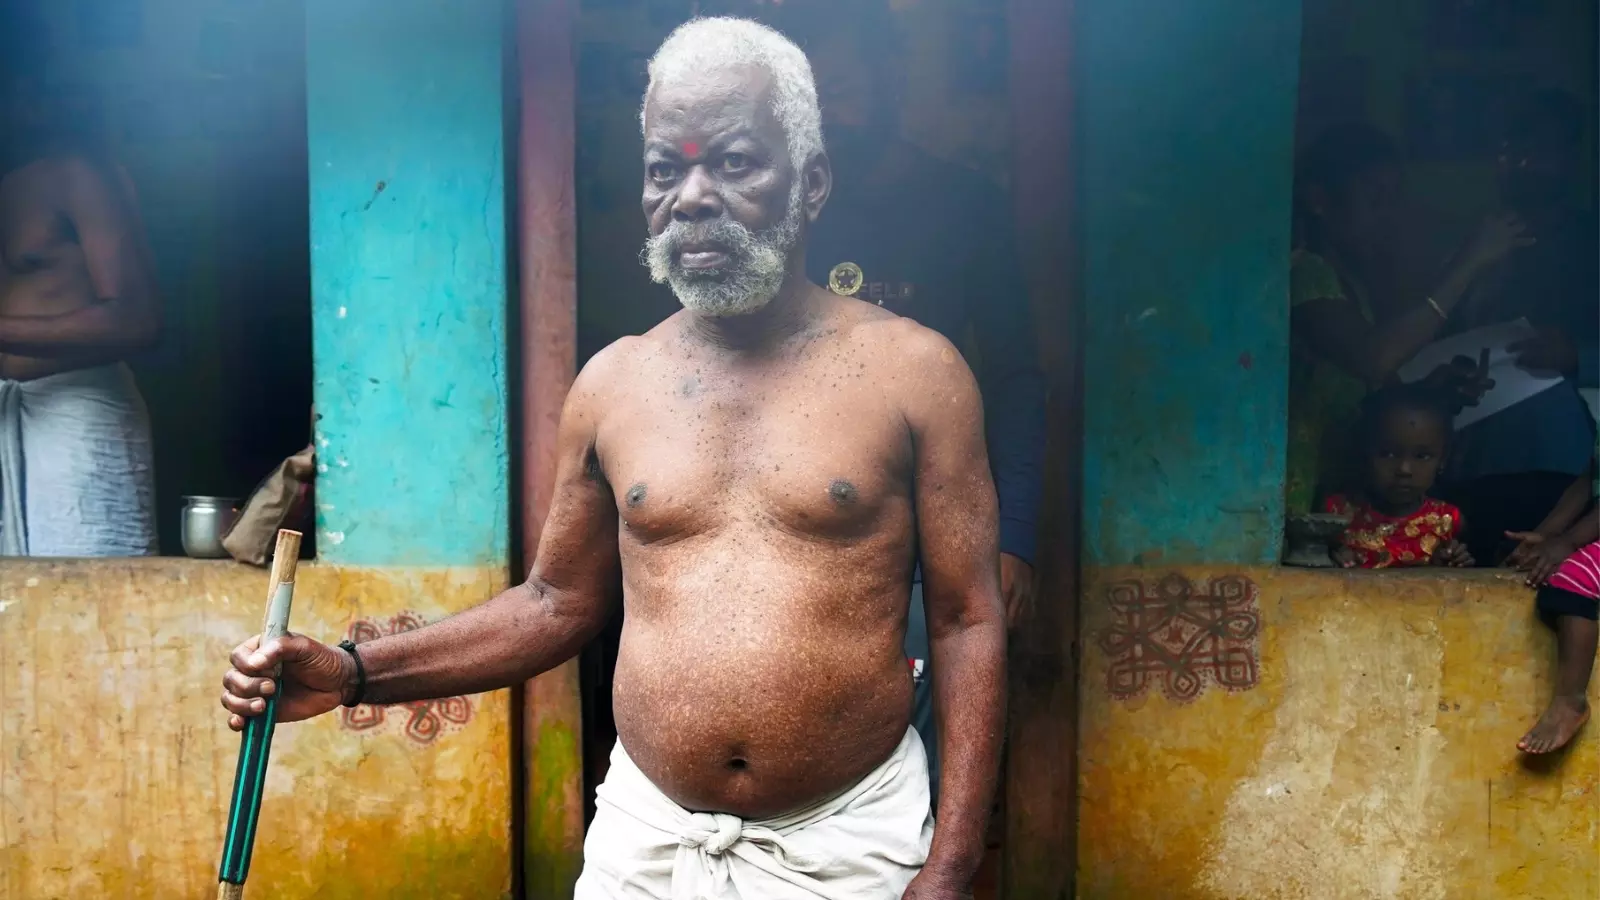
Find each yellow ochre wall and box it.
[1077,567,1600,900]
[0,559,511,900]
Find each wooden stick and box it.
[217,529,303,900]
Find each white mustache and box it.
[641,183,805,317]
[646,218,760,278]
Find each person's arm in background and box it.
[1535,469,1594,539]
[1508,456,1597,583]
[1510,495,1599,586]
[1294,214,1529,387]
[962,198,1046,626]
[1507,329,1598,387]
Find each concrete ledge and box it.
[1,557,512,899]
[1078,565,1598,900]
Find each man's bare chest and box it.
[599,379,912,545]
[0,210,72,275]
[0,173,76,274]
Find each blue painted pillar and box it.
[306,2,509,566]
[1079,0,1301,566]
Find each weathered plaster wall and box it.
[306,0,509,566]
[1077,567,1600,900]
[1078,0,1301,566]
[0,559,511,900]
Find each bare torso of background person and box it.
[0,153,158,556]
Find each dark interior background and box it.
[1,0,314,555]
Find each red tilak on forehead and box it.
[682,141,700,157]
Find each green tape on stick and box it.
[216,531,302,900]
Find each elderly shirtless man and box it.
[0,73,161,556]
[221,18,1004,899]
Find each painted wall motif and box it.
[1099,573,1261,703]
[1078,566,1599,900]
[0,559,511,900]
[340,612,474,745]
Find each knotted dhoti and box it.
[576,727,933,899]
[0,364,158,557]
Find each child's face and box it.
[1366,406,1449,513]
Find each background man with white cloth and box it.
[0,58,162,557]
[219,17,1006,900]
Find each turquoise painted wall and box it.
[1079,0,1301,566]
[306,1,509,566]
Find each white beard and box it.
[644,182,804,317]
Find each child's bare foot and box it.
[1519,696,1590,754]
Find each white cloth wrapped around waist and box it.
[577,726,934,900]
[0,363,157,557]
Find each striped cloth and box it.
[1550,541,1600,602]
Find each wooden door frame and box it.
[1003,0,1082,897]
[514,0,584,896]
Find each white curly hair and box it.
[641,16,825,174]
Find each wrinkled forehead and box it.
[643,63,786,153]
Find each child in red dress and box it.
[1326,386,1473,568]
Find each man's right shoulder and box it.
[574,334,645,393]
[571,320,682,399]
[561,338,641,437]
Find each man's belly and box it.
[611,595,914,820]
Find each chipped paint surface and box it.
[0,559,511,899]
[1078,567,1600,899]
[1079,0,1300,566]
[306,0,509,566]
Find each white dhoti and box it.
[577,727,934,900]
[0,364,158,557]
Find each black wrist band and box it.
[338,639,367,707]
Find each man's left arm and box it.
[0,157,162,357]
[899,325,1007,896]
[965,202,1047,621]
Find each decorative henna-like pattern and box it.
[337,612,473,745]
[1099,574,1261,703]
